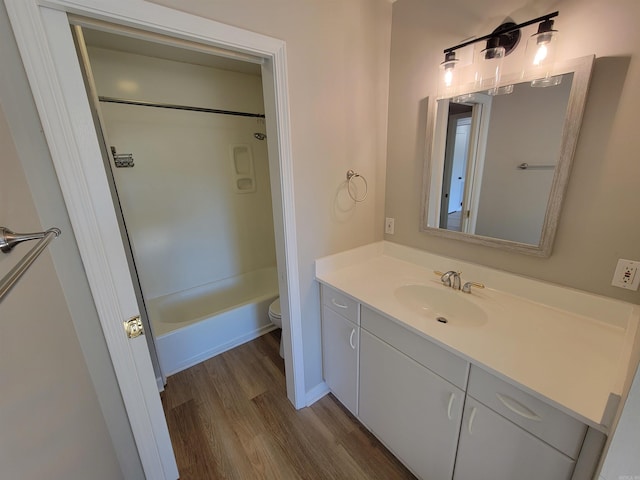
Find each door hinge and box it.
[124,316,144,338]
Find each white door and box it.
[5,1,302,478]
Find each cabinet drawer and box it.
[467,365,587,459]
[321,284,358,325]
[361,306,468,390]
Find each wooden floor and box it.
[161,330,416,480]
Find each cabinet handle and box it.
[447,392,455,420]
[349,328,356,349]
[468,406,477,435]
[331,298,348,309]
[496,393,542,422]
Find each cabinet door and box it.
[359,330,463,479]
[453,397,575,480]
[321,306,358,415]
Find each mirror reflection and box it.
[423,55,593,256]
[437,74,572,244]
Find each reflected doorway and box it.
[440,105,472,231]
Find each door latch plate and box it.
[124,316,144,338]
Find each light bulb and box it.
[523,18,558,83]
[533,44,548,65]
[438,52,459,97]
[444,68,453,87]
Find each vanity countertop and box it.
[315,242,640,431]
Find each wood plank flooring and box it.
[161,330,416,480]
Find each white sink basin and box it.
[394,284,488,327]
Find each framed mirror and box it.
[421,55,594,256]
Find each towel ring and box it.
[346,170,368,202]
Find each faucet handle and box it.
[462,281,485,294]
[434,270,451,286]
[435,270,461,288]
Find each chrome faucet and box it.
[439,270,462,290]
[436,270,485,293]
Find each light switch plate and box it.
[611,259,640,290]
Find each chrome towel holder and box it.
[0,226,61,302]
[346,170,368,202]
[1,226,60,252]
[517,162,555,170]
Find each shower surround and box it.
[88,43,277,376]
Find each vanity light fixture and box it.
[525,18,561,87]
[441,11,559,95]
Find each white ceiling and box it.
[81,28,262,76]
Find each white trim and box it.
[306,382,331,407]
[261,45,307,408]
[5,0,305,477]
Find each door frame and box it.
[5,1,305,478]
[440,111,472,229]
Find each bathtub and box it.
[147,267,279,376]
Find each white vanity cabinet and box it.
[320,285,359,415]
[358,307,467,479]
[318,284,606,480]
[315,243,632,480]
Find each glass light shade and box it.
[524,20,559,86]
[476,44,510,95]
[438,52,459,98]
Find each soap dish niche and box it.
[230,144,256,194]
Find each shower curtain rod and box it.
[98,96,266,118]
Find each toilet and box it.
[268,297,284,358]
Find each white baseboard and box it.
[305,381,330,406]
[156,376,165,393]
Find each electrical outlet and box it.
[611,259,640,290]
[385,217,395,235]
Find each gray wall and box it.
[385,0,640,304]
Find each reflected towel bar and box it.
[0,227,61,302]
[517,163,555,170]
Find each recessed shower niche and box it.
[231,144,257,193]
